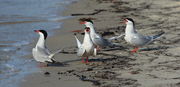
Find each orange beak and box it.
[34,30,39,33]
[70,29,84,33]
[79,21,86,24]
[119,19,127,24]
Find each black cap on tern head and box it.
[79,18,94,24]
[39,30,48,39]
[84,19,93,24]
[126,18,135,24]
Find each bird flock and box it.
[32,18,164,66]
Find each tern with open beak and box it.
[74,27,97,63]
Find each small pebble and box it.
[67,70,74,73]
[130,71,139,74]
[44,72,50,75]
[57,72,63,74]
[85,68,93,71]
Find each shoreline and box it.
[21,0,180,87]
[20,0,93,87]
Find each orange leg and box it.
[85,57,90,63]
[131,47,139,53]
[81,57,85,63]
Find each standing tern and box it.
[79,19,123,49]
[124,18,165,53]
[74,27,97,63]
[32,30,62,66]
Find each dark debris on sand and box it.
[59,0,180,86]
[59,50,139,87]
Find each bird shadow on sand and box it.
[61,59,82,64]
[88,58,117,62]
[101,46,127,51]
[139,46,169,52]
[47,62,69,67]
[89,52,131,63]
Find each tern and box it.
[124,18,164,53]
[79,19,123,49]
[74,27,97,63]
[32,30,62,66]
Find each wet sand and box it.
[21,0,180,87]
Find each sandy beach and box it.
[21,0,180,87]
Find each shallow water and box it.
[0,0,75,87]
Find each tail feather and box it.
[108,34,125,41]
[51,59,56,63]
[49,48,62,58]
[152,32,165,40]
[45,59,56,64]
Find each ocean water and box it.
[0,0,76,87]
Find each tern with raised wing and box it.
[124,18,164,53]
[32,30,62,66]
[74,27,97,63]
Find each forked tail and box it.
[152,32,165,40]
[49,48,63,58]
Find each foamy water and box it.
[0,0,76,87]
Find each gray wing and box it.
[32,47,52,62]
[138,32,164,46]
[44,46,51,55]
[93,34,109,47]
[131,33,152,46]
[37,47,50,56]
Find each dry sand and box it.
[21,0,180,87]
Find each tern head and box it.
[124,18,135,25]
[34,30,48,39]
